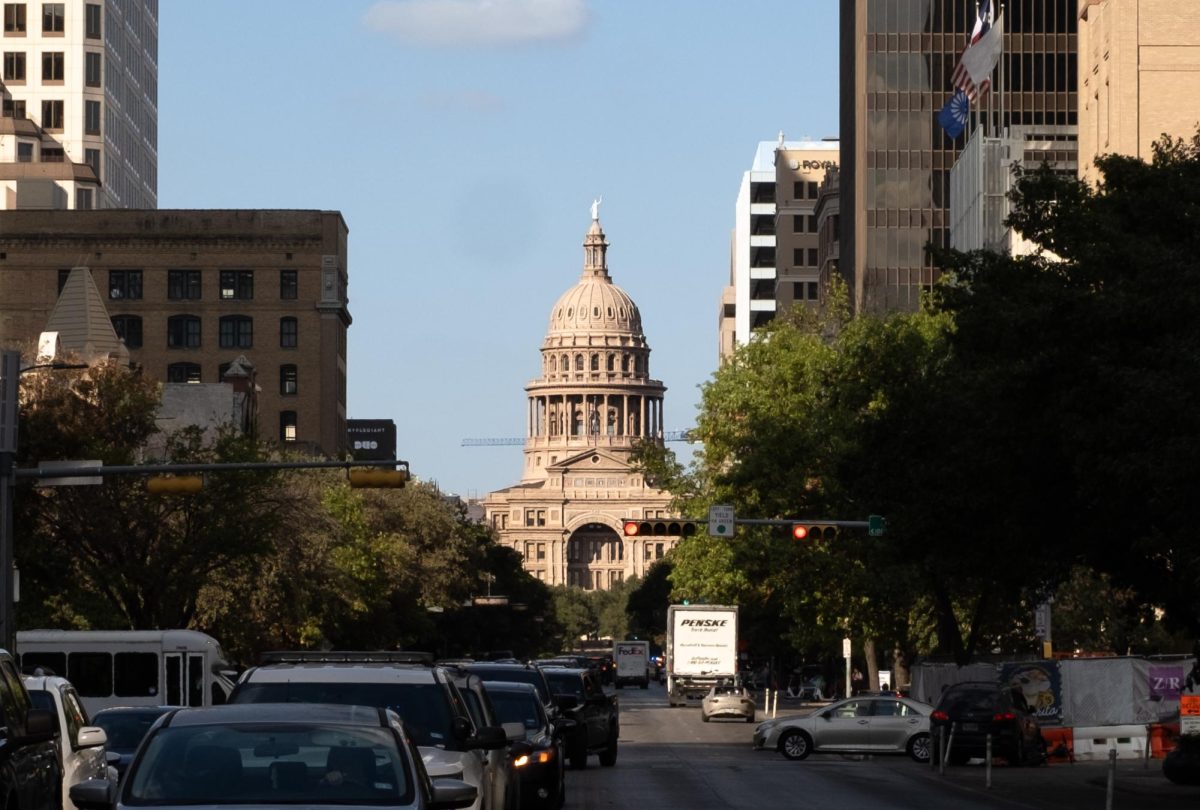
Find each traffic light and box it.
[348,469,408,488]
[791,524,838,542]
[622,520,699,537]
[145,475,203,495]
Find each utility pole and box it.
[0,351,21,652]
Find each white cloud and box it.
[364,0,590,47]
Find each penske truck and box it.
[665,604,739,706]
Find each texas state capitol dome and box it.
[483,210,681,590]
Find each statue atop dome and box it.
[590,196,603,221]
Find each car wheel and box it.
[1007,734,1026,767]
[907,732,932,763]
[701,712,710,722]
[779,729,812,761]
[599,728,618,767]
[746,713,756,724]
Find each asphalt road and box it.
[561,682,1200,810]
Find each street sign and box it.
[868,514,887,537]
[35,459,102,487]
[1182,695,1200,735]
[708,504,735,537]
[842,637,852,658]
[1034,601,1052,640]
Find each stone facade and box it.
[484,214,679,590]
[0,209,350,456]
[1078,0,1200,185]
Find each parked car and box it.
[23,674,113,809]
[484,682,567,810]
[228,651,513,810]
[754,694,933,762]
[541,667,618,769]
[441,666,523,810]
[929,681,1047,766]
[700,683,756,723]
[90,706,176,778]
[67,702,477,809]
[0,650,63,809]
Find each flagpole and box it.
[999,4,1006,137]
[971,0,979,139]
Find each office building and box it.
[1,0,157,209]
[839,0,1078,312]
[0,209,350,456]
[484,212,679,590]
[1078,0,1200,185]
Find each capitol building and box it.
[483,210,681,590]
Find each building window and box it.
[108,270,142,300]
[279,317,297,348]
[792,214,803,233]
[84,148,99,173]
[167,270,201,300]
[3,4,26,33]
[84,99,100,134]
[16,141,32,162]
[807,181,818,198]
[219,270,253,300]
[280,269,297,299]
[111,315,142,349]
[808,214,818,233]
[807,281,819,301]
[57,268,70,294]
[84,51,100,85]
[525,510,535,527]
[41,50,62,81]
[40,146,63,162]
[84,3,100,37]
[279,411,297,442]
[41,99,63,130]
[41,3,63,33]
[3,51,25,81]
[793,248,803,268]
[166,315,201,349]
[3,98,26,118]
[218,315,253,349]
[167,363,201,384]
[75,188,93,209]
[279,364,297,396]
[808,248,818,266]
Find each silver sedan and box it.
[753,695,933,762]
[701,685,757,723]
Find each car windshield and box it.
[93,710,170,755]
[231,682,458,750]
[488,691,544,732]
[27,689,58,717]
[126,722,412,805]
[468,668,549,703]
[940,688,999,713]
[543,672,584,699]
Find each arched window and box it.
[607,354,616,371]
[622,355,630,372]
[167,362,201,384]
[111,315,142,349]
[560,354,569,371]
[219,315,253,349]
[280,364,298,395]
[549,356,557,372]
[279,411,298,442]
[280,317,298,348]
[167,315,201,348]
[574,354,583,371]
[590,354,599,371]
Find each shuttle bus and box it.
[16,629,237,715]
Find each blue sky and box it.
[158,0,840,497]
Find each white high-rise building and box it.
[0,0,157,210]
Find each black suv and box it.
[0,650,62,809]
[930,680,1047,766]
[540,667,618,770]
[464,663,557,718]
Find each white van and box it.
[17,629,237,715]
[613,640,650,689]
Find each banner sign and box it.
[1001,661,1063,725]
[1149,665,1186,701]
[347,419,396,461]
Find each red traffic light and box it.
[792,524,810,541]
[623,521,641,536]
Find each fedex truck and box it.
[666,604,738,706]
[613,640,650,689]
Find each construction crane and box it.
[462,430,693,447]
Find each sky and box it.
[158,0,840,498]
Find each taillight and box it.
[931,710,948,722]
[993,711,1016,722]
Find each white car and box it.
[753,695,933,762]
[23,674,113,810]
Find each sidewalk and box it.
[915,757,1200,810]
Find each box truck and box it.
[666,604,738,707]
[613,640,650,689]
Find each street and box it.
[564,684,1200,810]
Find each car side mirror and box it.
[452,716,474,741]
[22,708,57,742]
[70,778,116,810]
[430,778,478,810]
[76,726,108,749]
[501,722,525,743]
[468,725,508,751]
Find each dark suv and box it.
[930,680,1046,766]
[464,663,556,718]
[0,650,62,809]
[540,667,618,770]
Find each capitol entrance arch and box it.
[566,522,625,591]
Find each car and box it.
[465,663,558,720]
[90,706,176,778]
[228,651,514,810]
[441,666,523,810]
[67,702,478,810]
[929,681,1047,766]
[753,694,933,762]
[700,683,756,723]
[484,682,568,810]
[0,651,63,809]
[540,667,618,770]
[23,673,113,810]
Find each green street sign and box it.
[868,514,887,537]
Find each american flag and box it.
[951,0,994,103]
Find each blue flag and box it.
[938,89,970,139]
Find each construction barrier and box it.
[1041,726,1074,763]
[1072,724,1148,761]
[1149,721,1180,759]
